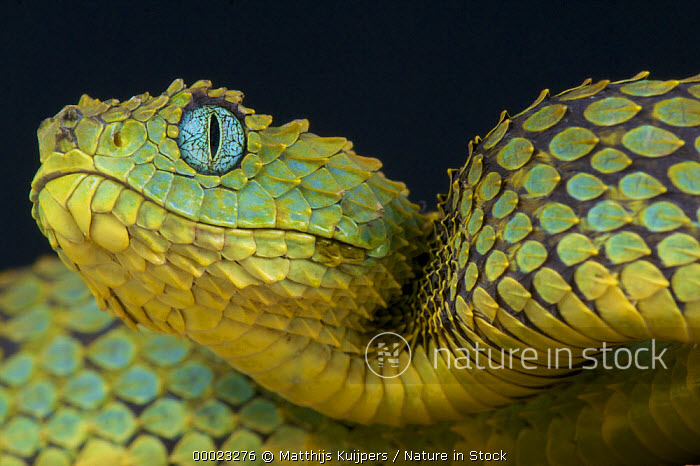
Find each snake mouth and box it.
[32,166,370,275]
[30,150,388,261]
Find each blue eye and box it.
[177,105,245,175]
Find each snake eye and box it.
[177,105,245,175]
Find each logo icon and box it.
[364,332,412,378]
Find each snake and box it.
[0,71,698,465]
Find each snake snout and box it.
[36,105,85,163]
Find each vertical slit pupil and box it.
[209,113,221,159]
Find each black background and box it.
[2,1,698,268]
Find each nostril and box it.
[62,106,82,122]
[113,132,124,147]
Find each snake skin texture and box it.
[0,72,698,464]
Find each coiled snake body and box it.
[0,72,698,464]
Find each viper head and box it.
[30,79,429,353]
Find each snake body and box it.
[0,72,699,464]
